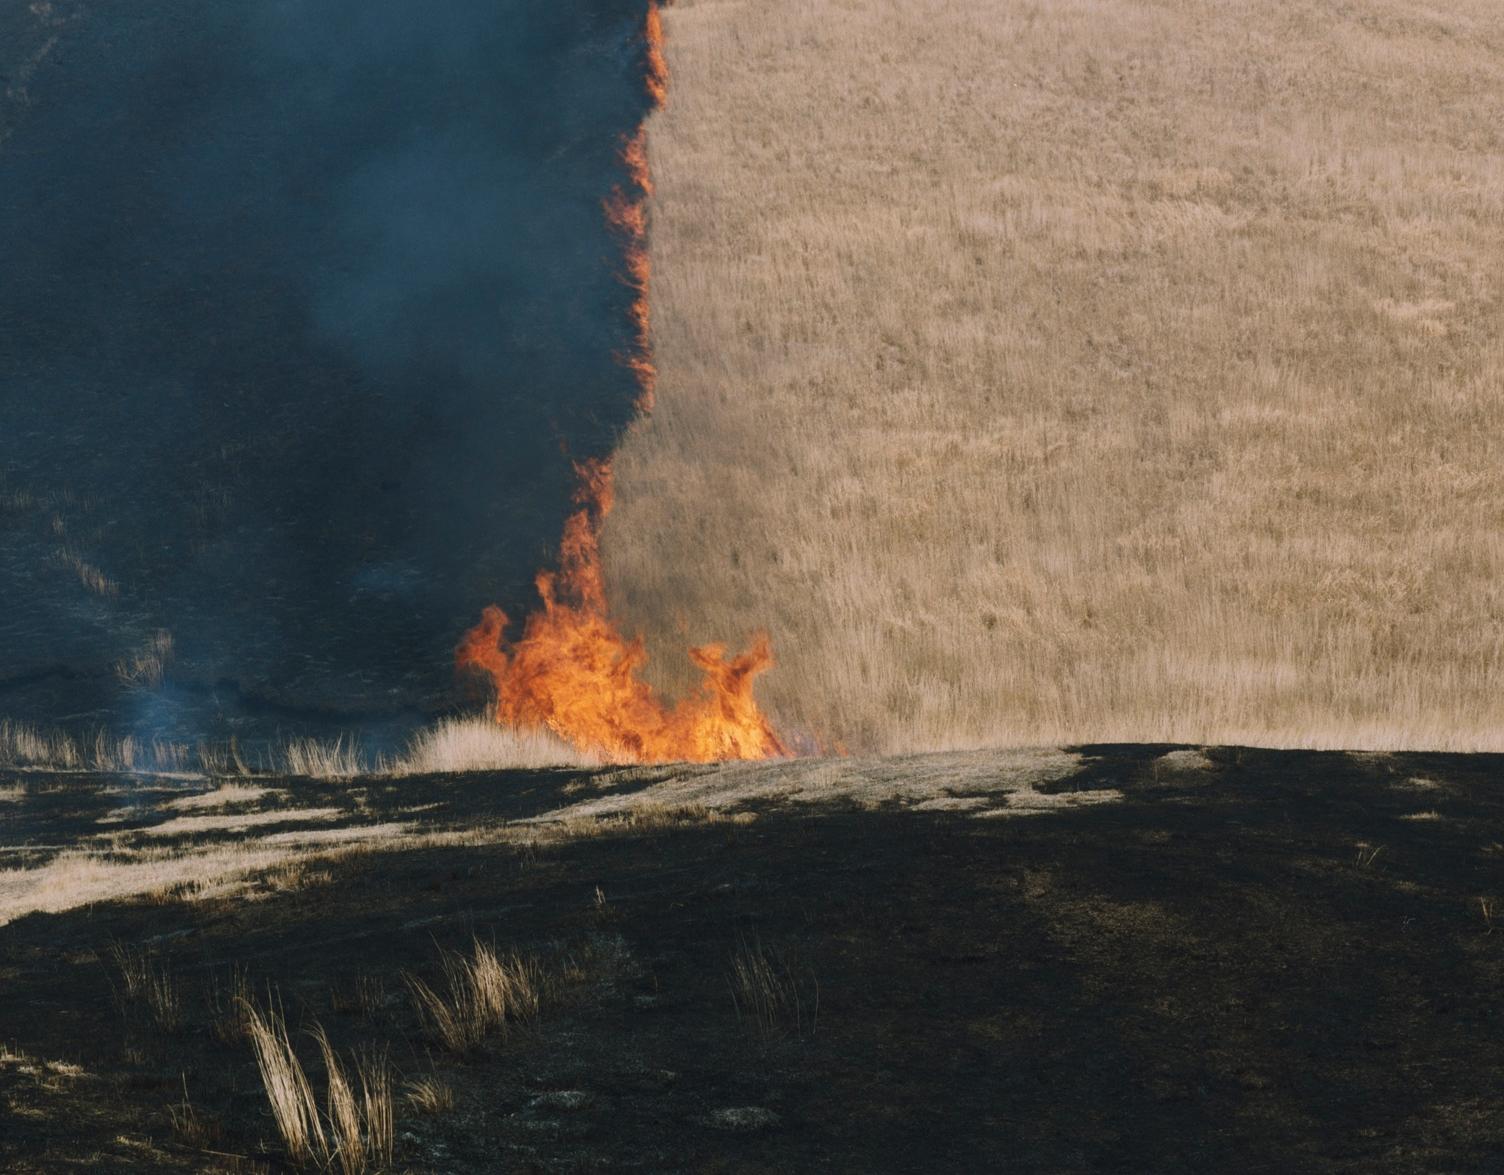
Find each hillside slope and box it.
[2,747,1503,1170]
[604,0,1504,753]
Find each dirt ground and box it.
[2,745,1502,1172]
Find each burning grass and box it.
[455,2,788,768]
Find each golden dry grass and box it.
[240,998,393,1173]
[0,720,244,777]
[0,828,407,927]
[401,1074,455,1116]
[0,718,587,780]
[604,0,1504,753]
[404,938,543,1054]
[385,717,596,775]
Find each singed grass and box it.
[728,936,817,1042]
[0,720,250,777]
[604,0,1504,754]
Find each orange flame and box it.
[644,3,668,110]
[457,2,786,764]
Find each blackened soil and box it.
[2,745,1503,1172]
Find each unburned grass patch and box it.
[239,997,393,1173]
[404,938,545,1054]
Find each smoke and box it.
[0,1,662,750]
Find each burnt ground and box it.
[2,745,1503,1172]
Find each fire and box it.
[456,2,787,764]
[644,2,668,110]
[458,461,785,764]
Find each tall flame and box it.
[644,2,669,110]
[457,2,787,764]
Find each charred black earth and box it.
[2,745,1502,1172]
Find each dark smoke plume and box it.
[0,0,659,751]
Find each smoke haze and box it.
[0,0,657,749]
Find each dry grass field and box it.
[605,0,1504,754]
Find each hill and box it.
[604,0,1504,754]
[3,747,1503,1169]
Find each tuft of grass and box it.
[330,974,387,1020]
[239,997,392,1173]
[240,997,325,1167]
[386,716,597,775]
[0,719,81,770]
[196,737,253,778]
[728,936,818,1042]
[108,942,182,1034]
[0,716,587,780]
[280,737,365,780]
[404,939,543,1054]
[167,1075,222,1149]
[0,719,258,777]
[208,965,253,1044]
[313,1028,393,1175]
[401,1074,455,1116]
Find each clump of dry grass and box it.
[0,716,592,781]
[401,1074,455,1115]
[108,942,182,1033]
[167,1075,222,1149]
[0,720,82,770]
[239,998,393,1173]
[330,974,387,1020]
[280,737,365,780]
[195,738,253,778]
[605,0,1504,755]
[58,549,117,597]
[114,630,174,688]
[0,720,254,777]
[89,730,196,775]
[208,965,253,1044]
[728,937,817,1042]
[404,939,543,1053]
[385,717,597,775]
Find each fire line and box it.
[456,2,787,764]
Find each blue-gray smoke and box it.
[0,0,656,752]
